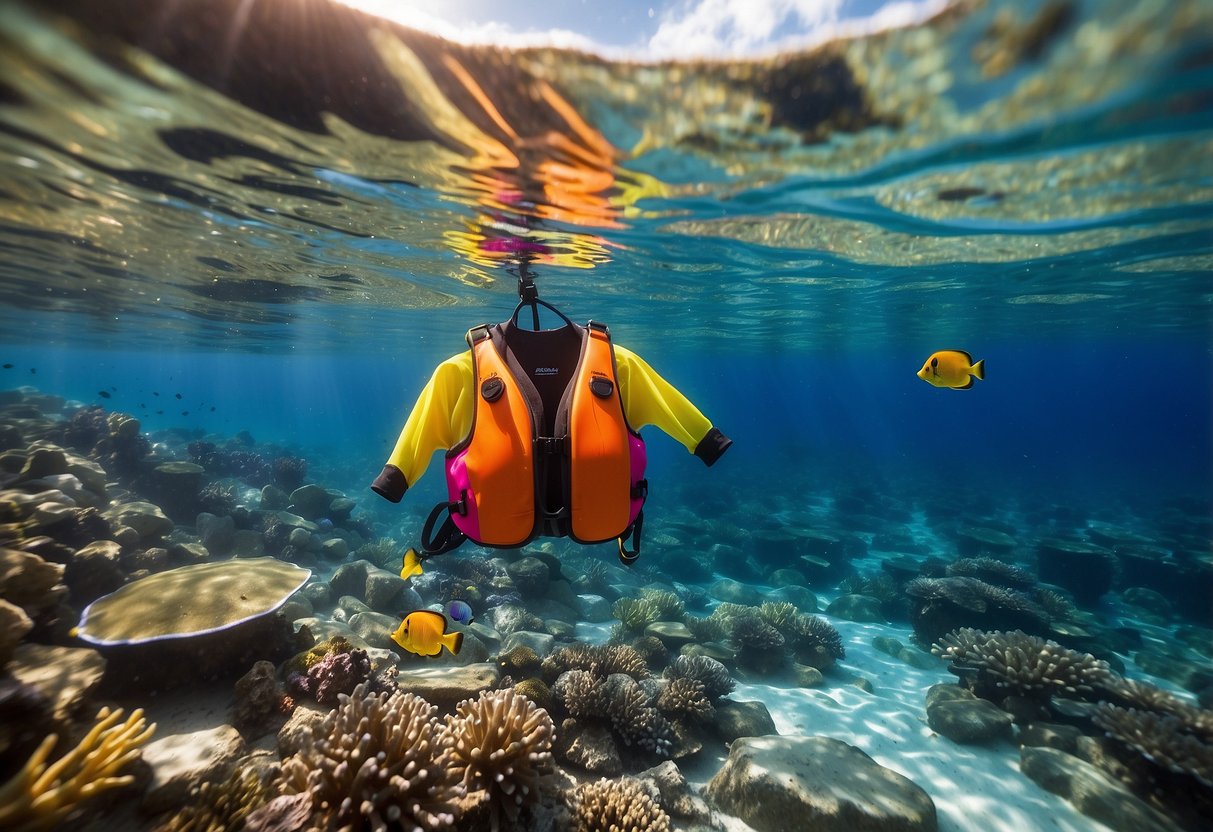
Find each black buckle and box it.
[536,436,566,456]
[518,275,539,303]
[631,478,648,500]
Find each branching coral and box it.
[684,614,727,643]
[907,576,1050,644]
[568,777,671,832]
[656,677,714,722]
[1032,587,1078,622]
[757,601,798,630]
[946,557,1035,589]
[663,654,735,700]
[552,670,602,720]
[787,614,845,660]
[1093,704,1213,789]
[542,643,650,682]
[0,706,155,832]
[553,670,672,759]
[156,763,274,832]
[932,628,1113,701]
[280,683,462,832]
[443,688,554,832]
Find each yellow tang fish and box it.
[917,350,985,389]
[391,610,463,657]
[400,547,424,581]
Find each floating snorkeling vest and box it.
[420,312,648,562]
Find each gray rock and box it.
[348,610,400,650]
[142,724,247,814]
[505,556,550,598]
[1018,722,1083,754]
[64,454,108,497]
[328,497,355,523]
[769,584,819,612]
[231,529,265,558]
[1020,746,1175,832]
[276,700,329,758]
[710,578,764,606]
[301,582,333,609]
[288,484,331,520]
[898,647,940,670]
[19,447,67,480]
[112,525,141,549]
[126,546,172,572]
[167,542,208,565]
[873,635,904,656]
[714,699,778,743]
[196,512,235,556]
[825,593,886,622]
[320,538,349,560]
[0,599,32,669]
[468,622,502,653]
[103,501,174,541]
[291,618,364,648]
[390,662,500,709]
[9,643,105,721]
[64,540,124,604]
[638,759,713,823]
[329,559,372,600]
[336,595,372,618]
[926,695,1012,744]
[288,527,312,549]
[793,663,824,688]
[503,630,555,657]
[576,594,613,622]
[645,620,695,646]
[556,718,622,775]
[278,596,314,623]
[260,485,288,511]
[707,735,937,832]
[364,566,413,611]
[489,604,544,636]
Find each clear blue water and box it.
[2,0,1213,828]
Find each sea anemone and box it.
[567,777,671,832]
[279,683,462,831]
[442,688,554,832]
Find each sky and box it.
[335,0,945,60]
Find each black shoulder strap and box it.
[421,498,468,556]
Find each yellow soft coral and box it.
[0,706,155,832]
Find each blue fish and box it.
[446,600,474,625]
[317,518,334,531]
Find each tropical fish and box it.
[2,364,11,369]
[98,390,111,399]
[917,350,985,389]
[390,610,463,656]
[447,599,474,625]
[175,393,182,399]
[400,547,425,581]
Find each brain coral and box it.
[442,688,555,832]
[568,777,671,832]
[280,683,462,831]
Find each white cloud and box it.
[648,0,946,60]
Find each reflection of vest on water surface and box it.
[372,289,732,564]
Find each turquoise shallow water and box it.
[1,0,1211,830]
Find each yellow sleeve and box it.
[372,351,474,500]
[614,344,727,461]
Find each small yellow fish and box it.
[917,350,985,389]
[391,610,463,657]
[400,547,424,581]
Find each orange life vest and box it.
[423,318,647,557]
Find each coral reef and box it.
[786,613,846,668]
[1093,704,1213,788]
[567,777,671,832]
[946,557,1035,589]
[612,589,685,637]
[542,643,650,682]
[498,644,542,678]
[663,654,736,700]
[287,648,370,706]
[270,456,307,491]
[280,683,463,831]
[932,628,1113,719]
[906,576,1050,644]
[655,677,714,721]
[155,761,275,832]
[0,706,154,832]
[512,677,552,712]
[553,670,673,759]
[444,688,555,832]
